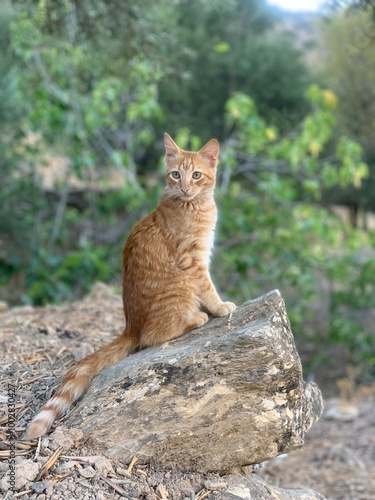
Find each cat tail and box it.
[27,331,136,439]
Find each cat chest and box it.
[175,227,215,270]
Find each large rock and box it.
[67,290,323,473]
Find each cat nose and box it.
[181,187,190,194]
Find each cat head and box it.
[164,133,219,201]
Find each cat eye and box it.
[192,172,202,179]
[171,171,180,179]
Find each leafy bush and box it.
[212,86,374,376]
[23,245,112,305]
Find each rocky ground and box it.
[1,283,374,500]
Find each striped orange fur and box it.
[27,133,236,438]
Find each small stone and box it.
[204,481,227,490]
[146,494,158,500]
[60,460,78,471]
[45,485,54,497]
[147,476,159,487]
[41,438,50,449]
[77,479,92,489]
[226,485,252,499]
[29,481,48,494]
[38,325,53,335]
[93,456,113,477]
[78,466,96,479]
[0,301,8,312]
[218,474,325,500]
[156,483,168,499]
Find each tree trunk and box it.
[66,290,323,473]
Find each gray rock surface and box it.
[67,290,323,473]
[213,474,326,499]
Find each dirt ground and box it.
[1,283,374,500]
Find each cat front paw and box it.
[196,311,209,327]
[214,301,236,317]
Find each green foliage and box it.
[23,245,112,305]
[213,85,374,375]
[318,8,375,213]
[10,0,165,179]
[224,86,368,195]
[327,248,375,368]
[1,0,166,304]
[158,0,311,140]
[0,1,44,274]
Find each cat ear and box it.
[198,139,219,168]
[164,133,180,161]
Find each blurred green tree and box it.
[214,85,374,375]
[1,0,170,302]
[319,6,375,223]
[0,1,46,299]
[158,0,311,141]
[10,0,168,180]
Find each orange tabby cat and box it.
[27,133,236,438]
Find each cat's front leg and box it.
[198,273,236,317]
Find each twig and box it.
[13,490,33,498]
[60,455,101,465]
[127,455,138,473]
[195,489,210,500]
[44,352,54,366]
[36,446,63,480]
[50,471,74,482]
[34,436,42,460]
[98,474,130,498]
